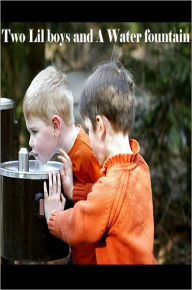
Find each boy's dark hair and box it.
[80,61,135,134]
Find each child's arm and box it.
[47,178,113,245]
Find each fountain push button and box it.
[35,192,45,218]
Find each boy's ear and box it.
[52,115,61,137]
[95,115,106,141]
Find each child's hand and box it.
[44,172,66,223]
[58,149,74,201]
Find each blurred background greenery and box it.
[1,22,191,264]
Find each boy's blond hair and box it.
[23,66,74,125]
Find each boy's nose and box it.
[29,137,33,148]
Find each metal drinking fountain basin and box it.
[0,160,63,179]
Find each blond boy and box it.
[23,66,102,264]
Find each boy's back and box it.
[48,139,156,264]
[93,139,155,264]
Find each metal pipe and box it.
[18,148,29,172]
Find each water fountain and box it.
[0,147,69,262]
[0,97,69,262]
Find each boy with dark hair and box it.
[44,61,156,264]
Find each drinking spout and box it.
[18,148,29,172]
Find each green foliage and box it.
[122,22,191,264]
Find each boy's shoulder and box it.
[68,125,102,183]
[68,125,93,160]
[137,153,149,170]
[76,125,91,148]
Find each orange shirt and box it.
[49,139,156,264]
[67,126,102,264]
[68,126,102,204]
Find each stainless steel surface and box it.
[18,148,29,172]
[0,97,14,110]
[0,160,63,179]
